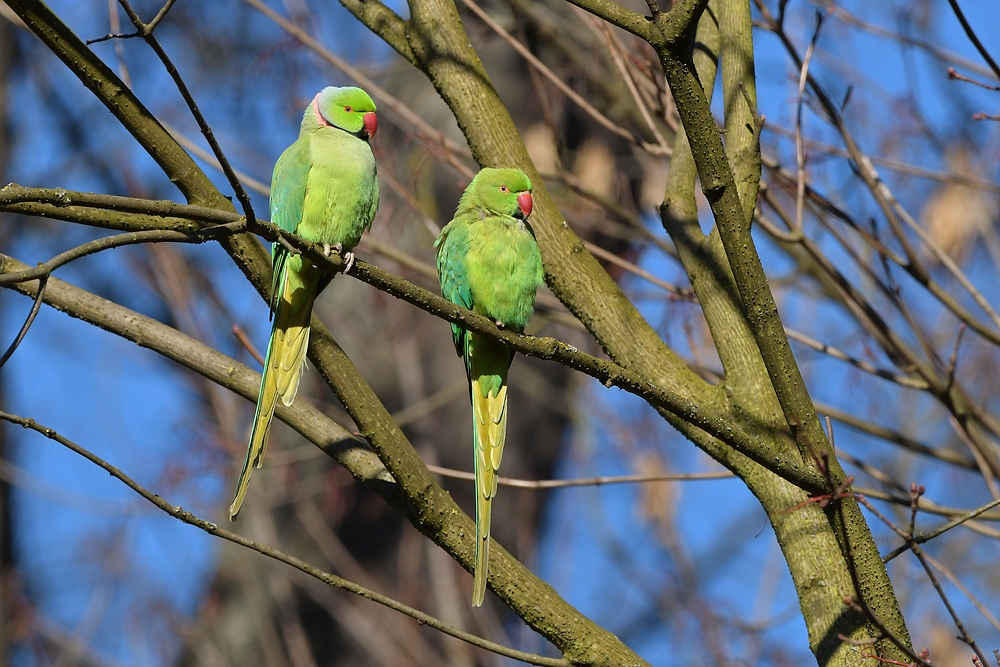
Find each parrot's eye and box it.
[344,105,353,113]
[499,185,508,193]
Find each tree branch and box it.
[0,410,571,667]
[0,190,829,494]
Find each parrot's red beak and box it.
[363,112,378,139]
[517,191,533,219]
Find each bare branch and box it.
[428,464,733,488]
[0,410,572,667]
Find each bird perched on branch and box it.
[435,168,544,605]
[230,86,379,519]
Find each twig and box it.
[882,495,1000,562]
[945,0,1000,81]
[880,485,990,665]
[760,7,1000,343]
[116,0,257,230]
[459,0,669,156]
[427,464,733,488]
[583,241,693,300]
[0,275,47,369]
[949,415,1000,500]
[921,551,1000,633]
[785,328,929,390]
[0,410,571,667]
[232,323,265,366]
[947,67,1000,91]
[817,1,996,80]
[763,124,1000,193]
[794,11,825,230]
[101,0,131,87]
[0,222,245,285]
[592,16,668,148]
[87,0,175,44]
[160,119,272,196]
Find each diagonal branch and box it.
[0,410,571,667]
[0,192,827,495]
[115,0,257,228]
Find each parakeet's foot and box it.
[319,243,353,272]
[495,319,505,329]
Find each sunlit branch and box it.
[921,551,1000,633]
[814,0,996,81]
[764,124,1000,193]
[857,492,987,664]
[589,16,666,146]
[785,328,929,391]
[793,11,824,230]
[758,3,1000,347]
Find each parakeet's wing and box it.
[435,218,475,355]
[268,138,311,314]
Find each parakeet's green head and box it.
[460,167,533,220]
[303,86,378,140]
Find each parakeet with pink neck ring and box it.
[435,167,543,605]
[230,86,379,519]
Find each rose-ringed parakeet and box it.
[229,86,379,519]
[435,168,544,606]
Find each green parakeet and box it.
[229,86,379,519]
[435,168,544,606]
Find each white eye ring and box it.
[499,185,508,193]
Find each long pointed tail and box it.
[468,333,510,606]
[229,279,315,519]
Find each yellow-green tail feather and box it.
[229,272,315,520]
[468,333,510,606]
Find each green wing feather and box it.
[435,216,475,354]
[267,138,311,314]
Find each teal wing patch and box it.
[435,221,474,357]
[270,137,310,234]
[268,138,310,315]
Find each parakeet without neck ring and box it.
[435,167,544,606]
[229,86,379,520]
